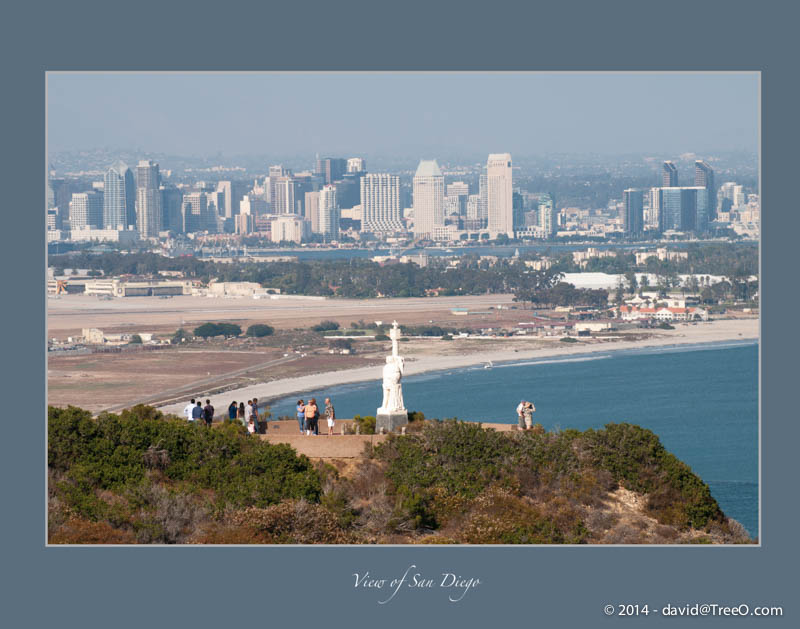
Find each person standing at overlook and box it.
[203,399,215,427]
[184,398,196,421]
[304,398,318,436]
[296,400,305,434]
[324,398,335,436]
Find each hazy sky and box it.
[47,73,758,157]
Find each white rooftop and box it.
[414,160,442,178]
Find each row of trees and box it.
[50,243,757,301]
[174,322,275,341]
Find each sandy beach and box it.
[158,317,758,417]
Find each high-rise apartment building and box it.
[662,161,679,187]
[318,185,339,240]
[647,187,661,229]
[272,176,297,214]
[69,190,104,229]
[360,173,403,233]
[136,160,162,237]
[412,160,444,238]
[538,193,556,238]
[623,189,645,236]
[103,161,136,229]
[486,153,513,237]
[694,160,715,218]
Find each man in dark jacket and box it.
[203,399,214,427]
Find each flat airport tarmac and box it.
[47,293,518,338]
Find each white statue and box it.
[378,321,406,413]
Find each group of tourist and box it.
[182,395,338,436]
[229,398,262,434]
[516,399,536,430]
[182,398,215,427]
[183,397,264,434]
[295,397,336,436]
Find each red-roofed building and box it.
[616,305,708,322]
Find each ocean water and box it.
[269,342,759,538]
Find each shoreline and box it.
[158,318,758,417]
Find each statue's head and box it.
[385,356,393,364]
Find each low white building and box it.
[84,278,193,297]
[634,247,688,265]
[208,281,263,297]
[70,228,139,244]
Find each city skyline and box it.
[47,73,759,157]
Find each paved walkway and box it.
[253,419,514,459]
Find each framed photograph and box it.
[7,1,796,627]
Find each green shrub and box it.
[560,336,578,343]
[246,324,274,337]
[374,420,515,499]
[48,405,322,517]
[353,415,376,434]
[583,422,723,528]
[193,322,242,338]
[374,334,390,341]
[312,320,340,332]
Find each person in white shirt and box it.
[184,398,197,421]
[244,399,254,433]
[516,400,526,430]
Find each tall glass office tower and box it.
[103,161,136,229]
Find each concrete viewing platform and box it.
[253,419,516,459]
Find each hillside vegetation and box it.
[48,405,752,544]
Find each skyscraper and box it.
[647,187,661,229]
[318,185,339,240]
[662,161,679,187]
[316,157,347,185]
[305,190,321,233]
[538,193,556,238]
[160,184,184,233]
[69,191,104,229]
[658,187,709,233]
[181,192,208,233]
[103,161,136,229]
[487,153,513,237]
[347,157,366,173]
[360,174,403,233]
[694,160,715,219]
[512,191,525,230]
[478,172,488,226]
[447,181,469,217]
[136,160,162,237]
[412,160,444,239]
[623,189,645,236]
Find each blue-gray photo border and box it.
[5,1,796,627]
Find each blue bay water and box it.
[269,342,759,538]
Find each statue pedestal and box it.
[376,410,409,433]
